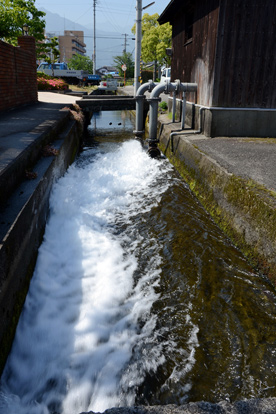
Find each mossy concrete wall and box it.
[158,121,276,281]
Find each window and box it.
[184,8,194,45]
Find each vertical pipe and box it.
[134,0,142,94]
[181,92,186,130]
[148,98,160,140]
[135,95,145,133]
[93,0,96,75]
[172,89,176,123]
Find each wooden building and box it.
[159,0,276,137]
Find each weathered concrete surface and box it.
[79,398,276,414]
[0,93,84,374]
[157,115,276,279]
[167,98,276,138]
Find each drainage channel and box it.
[1,111,276,414]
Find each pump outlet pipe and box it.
[134,80,156,139]
[147,80,197,157]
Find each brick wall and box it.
[0,36,38,112]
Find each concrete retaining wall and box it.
[168,97,276,138]
[157,121,276,279]
[0,115,82,374]
[0,36,37,112]
[79,398,276,414]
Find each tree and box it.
[68,55,93,72]
[0,0,45,44]
[37,36,60,75]
[113,52,134,78]
[132,13,172,75]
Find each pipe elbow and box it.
[136,80,156,97]
[150,82,167,99]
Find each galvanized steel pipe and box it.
[134,80,156,138]
[148,80,197,142]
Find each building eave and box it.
[158,0,193,24]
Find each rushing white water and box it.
[0,133,188,414]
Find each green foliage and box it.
[132,13,172,66]
[0,0,45,44]
[159,101,168,111]
[68,55,93,72]
[37,37,60,75]
[39,37,60,62]
[113,52,134,78]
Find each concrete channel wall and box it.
[156,117,276,280]
[0,110,84,374]
[79,398,276,414]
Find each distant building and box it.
[58,30,86,63]
[159,0,276,137]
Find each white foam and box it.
[0,139,172,414]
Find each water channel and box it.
[1,111,276,414]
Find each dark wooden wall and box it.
[214,0,276,108]
[171,0,220,105]
[168,0,276,108]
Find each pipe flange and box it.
[164,80,171,94]
[147,96,162,103]
[148,79,155,91]
[133,130,144,138]
[174,79,181,94]
[147,146,161,158]
[135,94,145,102]
[148,139,159,145]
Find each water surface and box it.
[1,111,276,414]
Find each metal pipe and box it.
[172,89,176,123]
[134,80,156,138]
[181,92,186,130]
[169,106,205,153]
[146,80,197,158]
[134,0,142,94]
[148,80,197,142]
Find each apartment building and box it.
[58,30,87,63]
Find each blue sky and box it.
[36,0,170,35]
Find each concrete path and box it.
[38,91,79,104]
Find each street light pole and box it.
[134,0,142,94]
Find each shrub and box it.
[159,101,168,111]
[37,73,69,91]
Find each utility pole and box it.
[123,34,128,53]
[93,0,96,75]
[134,0,142,94]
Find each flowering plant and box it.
[37,72,69,91]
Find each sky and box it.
[35,0,171,67]
[36,0,170,36]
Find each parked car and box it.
[98,79,118,92]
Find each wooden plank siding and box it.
[160,0,276,108]
[169,0,220,106]
[215,0,276,108]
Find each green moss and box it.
[159,138,276,282]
